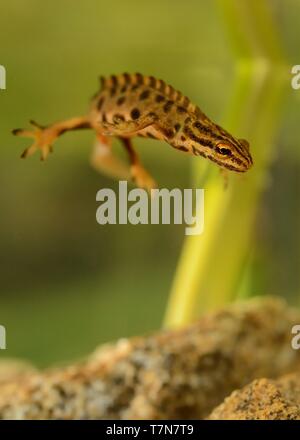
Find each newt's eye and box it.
[216,144,232,156]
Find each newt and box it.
[13,73,253,190]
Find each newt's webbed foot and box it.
[12,120,56,161]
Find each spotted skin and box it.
[13,73,253,190]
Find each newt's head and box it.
[212,136,253,172]
[184,119,253,172]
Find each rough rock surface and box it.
[208,374,300,420]
[0,297,299,419]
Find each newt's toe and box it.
[14,121,55,161]
[12,128,23,136]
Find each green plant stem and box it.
[164,0,288,327]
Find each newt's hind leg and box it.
[91,135,156,190]
[13,116,91,161]
[120,137,157,191]
[90,134,131,181]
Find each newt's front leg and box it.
[120,137,157,191]
[12,116,91,161]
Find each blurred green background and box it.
[0,0,299,367]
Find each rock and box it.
[208,374,300,420]
[0,297,299,419]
